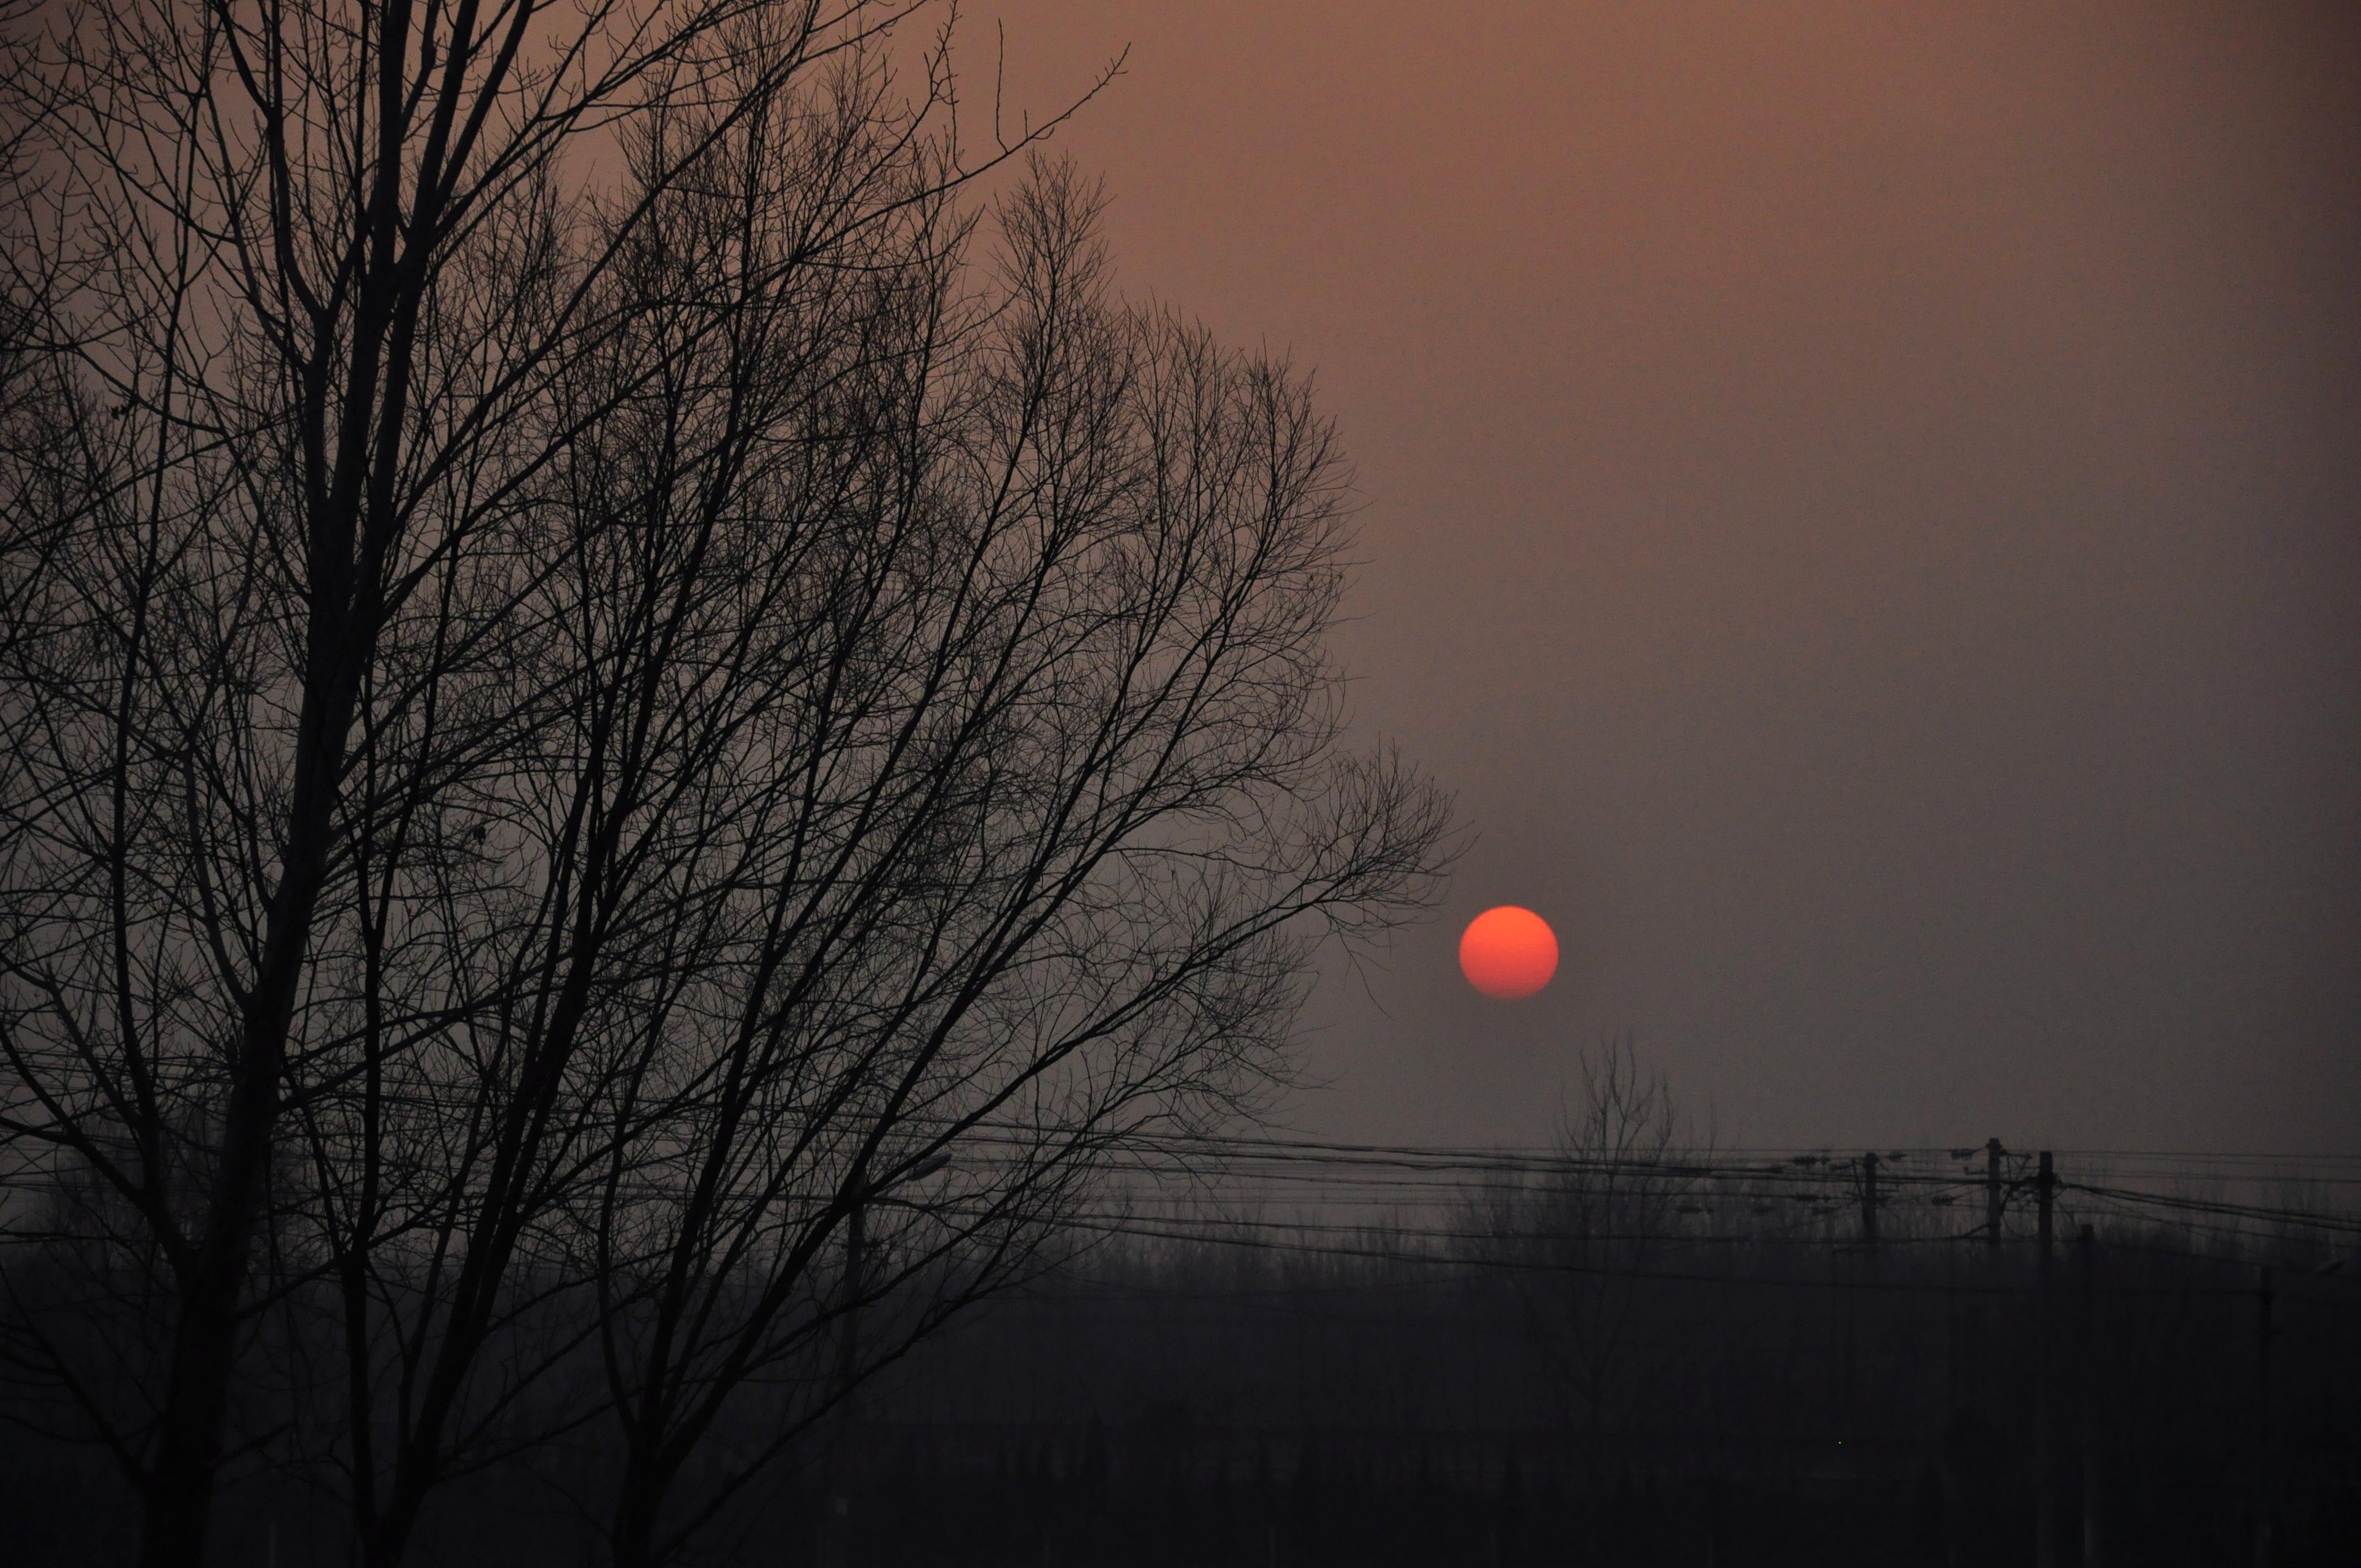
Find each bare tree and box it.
[542,150,1445,1564]
[0,3,1445,1565]
[1479,1037,1705,1523]
[0,2,1111,1562]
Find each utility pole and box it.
[1985,1139,2005,1254]
[823,1203,867,1568]
[2079,1224,2102,1568]
[2255,1266,2275,1568]
[1860,1151,1880,1255]
[2034,1151,2056,1568]
[1960,1134,2003,1544]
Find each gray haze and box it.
[974,1,2361,1154]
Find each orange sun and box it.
[1459,906,1559,1000]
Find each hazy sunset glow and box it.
[973,0,2361,1156]
[7,3,2357,1560]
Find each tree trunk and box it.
[610,1447,678,1568]
[137,620,360,1566]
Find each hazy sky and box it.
[971,2,2360,1155]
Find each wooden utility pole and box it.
[823,1205,867,1568]
[2034,1151,2056,1568]
[2255,1266,2275,1568]
[1986,1139,2005,1254]
[2079,1224,2102,1568]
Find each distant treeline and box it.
[6,1137,2356,1566]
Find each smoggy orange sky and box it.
[965,1,2360,1153]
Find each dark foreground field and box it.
[8,1147,2358,1567]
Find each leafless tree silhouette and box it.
[1481,1037,1706,1529]
[0,3,1449,1565]
[554,148,1448,1565]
